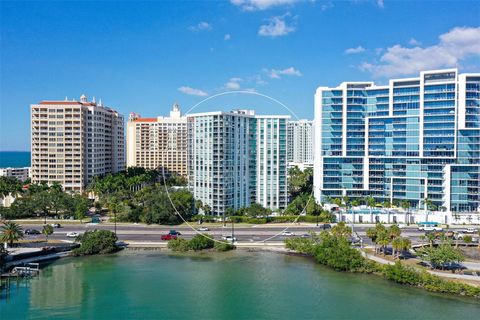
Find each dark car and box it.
[161,234,177,241]
[25,229,41,235]
[322,224,331,230]
[169,230,181,236]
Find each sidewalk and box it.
[362,251,480,282]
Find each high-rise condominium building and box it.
[126,104,188,177]
[31,95,125,192]
[287,119,314,169]
[188,110,289,216]
[314,69,480,213]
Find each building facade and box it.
[187,110,289,216]
[126,104,188,177]
[287,119,314,169]
[31,95,125,192]
[314,69,480,213]
[0,167,30,181]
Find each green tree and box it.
[392,237,411,259]
[42,224,54,242]
[0,221,24,247]
[188,234,215,251]
[195,199,203,215]
[331,221,351,238]
[421,242,464,270]
[73,230,119,256]
[72,194,89,222]
[202,204,212,216]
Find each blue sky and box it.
[1,0,479,151]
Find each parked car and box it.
[198,227,209,231]
[161,234,177,241]
[66,232,79,238]
[168,230,181,236]
[281,231,295,236]
[222,235,237,242]
[25,229,41,235]
[49,223,62,228]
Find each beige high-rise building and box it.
[126,104,188,177]
[30,94,125,192]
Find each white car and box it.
[464,228,477,234]
[281,231,295,236]
[398,224,407,229]
[222,235,237,242]
[418,225,442,232]
[66,232,79,238]
[198,227,210,231]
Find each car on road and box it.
[398,224,407,229]
[49,223,62,228]
[161,234,177,241]
[321,224,331,230]
[418,224,442,232]
[168,230,181,236]
[464,228,478,234]
[222,235,237,242]
[25,229,41,235]
[66,232,79,238]
[281,231,295,237]
[300,233,311,238]
[198,227,209,231]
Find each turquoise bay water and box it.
[0,151,30,168]
[1,251,479,319]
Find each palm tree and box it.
[365,196,376,223]
[425,232,436,248]
[392,237,411,259]
[195,199,203,215]
[400,200,410,225]
[42,224,54,242]
[203,204,211,216]
[0,221,24,248]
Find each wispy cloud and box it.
[231,0,297,11]
[320,2,334,11]
[408,38,421,46]
[178,86,208,97]
[258,13,296,37]
[224,34,231,41]
[224,78,242,90]
[189,22,213,32]
[376,0,384,8]
[345,46,366,54]
[265,67,302,79]
[360,26,480,77]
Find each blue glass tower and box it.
[314,69,480,213]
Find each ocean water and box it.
[0,151,31,168]
[1,251,479,319]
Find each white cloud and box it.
[189,22,213,32]
[321,2,334,11]
[225,78,242,90]
[360,26,480,77]
[345,46,366,54]
[258,13,296,37]
[231,0,297,11]
[376,0,384,8]
[265,67,302,79]
[178,86,208,97]
[224,34,231,40]
[408,38,421,46]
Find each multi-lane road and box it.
[18,222,438,245]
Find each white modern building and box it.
[187,110,289,215]
[126,103,188,177]
[0,167,30,181]
[314,69,480,214]
[30,94,125,192]
[287,119,314,169]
